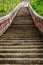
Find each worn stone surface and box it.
[0,7,43,65]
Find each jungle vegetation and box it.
[30,0,43,16]
[0,0,20,16]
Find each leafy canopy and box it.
[30,0,43,16]
[0,0,20,16]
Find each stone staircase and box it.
[0,7,43,65]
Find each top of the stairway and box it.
[0,7,42,41]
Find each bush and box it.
[0,0,20,16]
[30,0,43,16]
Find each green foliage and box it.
[0,0,20,16]
[30,0,43,16]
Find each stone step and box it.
[15,15,32,20]
[13,8,33,25]
[12,19,34,25]
[0,7,43,65]
[0,25,41,40]
[0,49,42,53]
[0,58,43,64]
[0,45,43,49]
[16,7,30,16]
[0,41,43,45]
[0,54,43,58]
[0,64,42,65]
[0,39,42,42]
